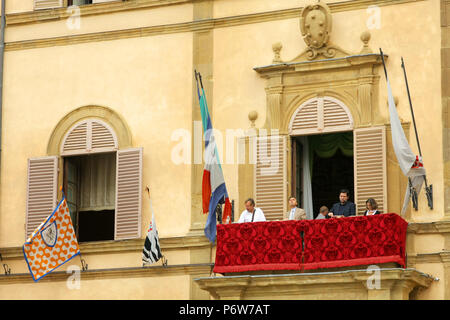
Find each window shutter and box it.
[34,0,63,10]
[289,97,353,135]
[91,120,117,150]
[290,99,318,132]
[323,97,352,129]
[62,122,88,155]
[255,135,287,221]
[115,148,142,240]
[61,119,118,156]
[26,156,58,238]
[354,127,387,215]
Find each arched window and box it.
[254,96,386,220]
[26,115,142,241]
[289,96,354,135]
[61,119,118,155]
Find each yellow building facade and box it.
[0,0,448,300]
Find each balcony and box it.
[194,214,439,300]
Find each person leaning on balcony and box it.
[364,198,381,216]
[328,189,356,218]
[315,206,330,220]
[237,198,266,223]
[284,196,307,220]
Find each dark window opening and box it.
[63,152,116,242]
[68,0,93,6]
[78,210,115,242]
[292,132,354,219]
[311,148,354,218]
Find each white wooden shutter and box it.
[290,99,318,134]
[354,127,387,215]
[289,97,353,135]
[61,119,118,156]
[26,156,58,238]
[115,148,142,240]
[62,122,88,155]
[255,135,287,221]
[323,97,352,129]
[91,120,117,150]
[34,0,63,10]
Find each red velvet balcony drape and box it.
[213,213,407,274]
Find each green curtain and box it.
[308,132,353,172]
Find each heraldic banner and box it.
[23,196,81,282]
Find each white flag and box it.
[387,78,426,215]
[142,200,162,264]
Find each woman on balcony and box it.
[364,198,381,216]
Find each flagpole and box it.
[401,57,422,158]
[60,185,86,271]
[194,69,201,100]
[379,48,419,211]
[379,48,388,79]
[197,71,225,224]
[144,186,168,267]
[401,57,433,210]
[198,70,204,90]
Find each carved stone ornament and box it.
[300,1,337,60]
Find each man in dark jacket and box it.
[328,189,356,218]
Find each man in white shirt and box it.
[238,198,266,223]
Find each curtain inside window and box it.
[308,132,353,172]
[79,153,116,212]
[299,136,314,220]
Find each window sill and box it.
[0,262,214,284]
[0,234,211,259]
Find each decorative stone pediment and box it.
[295,1,350,61]
[290,45,350,62]
[253,0,387,132]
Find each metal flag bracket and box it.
[2,264,10,275]
[210,263,215,277]
[79,254,88,271]
[161,255,168,267]
[0,254,11,275]
[216,203,222,225]
[426,184,433,210]
[409,178,418,211]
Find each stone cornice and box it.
[440,251,450,263]
[5,0,426,27]
[254,54,385,78]
[407,251,450,265]
[0,234,211,260]
[408,220,450,234]
[0,263,214,284]
[195,268,435,299]
[4,0,426,51]
[6,0,193,26]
